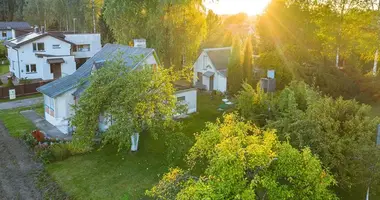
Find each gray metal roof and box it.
[0,21,31,30]
[37,44,155,98]
[205,47,231,70]
[4,32,75,48]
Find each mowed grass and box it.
[46,92,229,200]
[0,64,8,75]
[0,103,43,137]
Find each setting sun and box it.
[204,0,271,16]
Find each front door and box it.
[209,75,214,91]
[50,63,62,79]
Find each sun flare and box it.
[204,0,271,16]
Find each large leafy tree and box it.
[70,58,190,152]
[147,113,337,200]
[237,81,380,197]
[103,0,207,68]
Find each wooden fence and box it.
[0,80,52,99]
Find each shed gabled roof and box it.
[204,47,231,70]
[0,21,31,30]
[3,32,75,48]
[37,44,156,98]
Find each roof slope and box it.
[4,32,75,48]
[37,44,155,98]
[205,47,231,70]
[0,21,31,30]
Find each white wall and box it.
[193,51,227,92]
[40,56,76,80]
[64,34,101,59]
[175,89,197,114]
[44,89,76,134]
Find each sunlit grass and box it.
[46,92,229,200]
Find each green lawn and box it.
[0,64,8,75]
[0,93,42,103]
[46,92,228,200]
[0,103,43,137]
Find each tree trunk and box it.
[374,49,379,76]
[335,47,340,68]
[130,132,139,152]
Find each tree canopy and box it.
[236,81,380,197]
[70,58,190,152]
[103,0,207,68]
[147,113,337,200]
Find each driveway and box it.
[0,97,43,110]
[0,122,43,199]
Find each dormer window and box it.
[33,43,45,51]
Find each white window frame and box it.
[203,55,207,70]
[25,64,37,73]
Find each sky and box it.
[204,0,271,16]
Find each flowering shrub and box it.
[31,130,45,142]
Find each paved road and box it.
[0,122,43,199]
[0,97,43,110]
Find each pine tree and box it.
[242,37,253,84]
[228,37,243,94]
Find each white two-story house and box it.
[0,21,32,40]
[4,27,101,80]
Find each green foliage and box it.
[50,143,72,162]
[242,37,254,84]
[103,0,207,68]
[201,10,224,48]
[71,58,190,153]
[237,81,380,196]
[6,78,14,88]
[236,83,271,126]
[227,37,243,94]
[21,131,38,147]
[147,113,337,200]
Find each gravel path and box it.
[0,121,43,199]
[0,97,43,110]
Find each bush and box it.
[34,143,54,164]
[50,143,71,162]
[6,77,14,88]
[21,132,38,147]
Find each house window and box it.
[44,95,55,117]
[177,96,186,102]
[53,44,61,49]
[33,43,45,51]
[2,31,6,37]
[26,64,37,73]
[74,44,90,52]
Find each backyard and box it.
[45,92,228,199]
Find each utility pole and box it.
[92,0,96,33]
